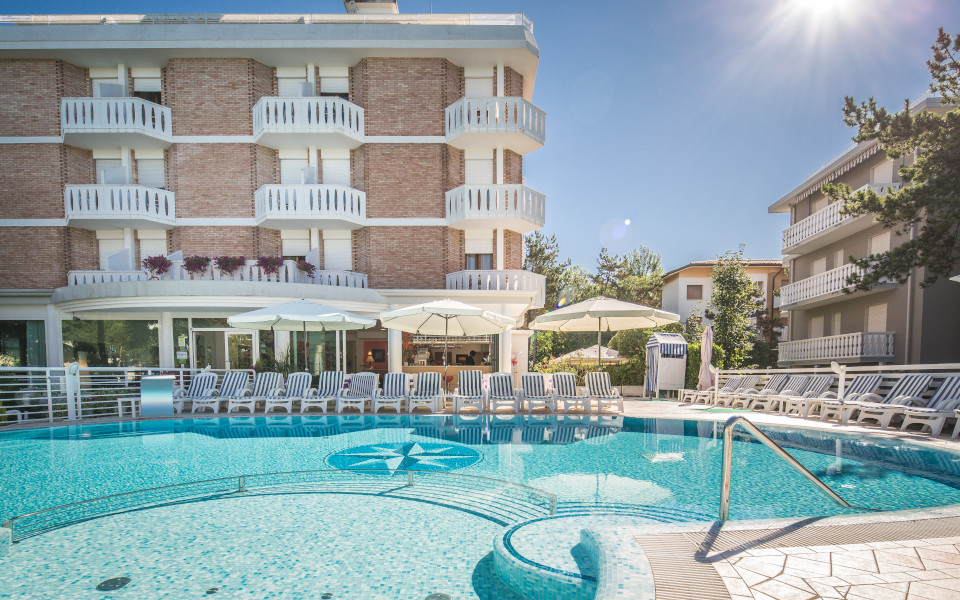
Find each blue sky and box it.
[4,0,958,271]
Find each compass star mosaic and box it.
[327,442,481,473]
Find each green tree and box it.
[523,231,571,312]
[822,28,960,290]
[704,248,766,368]
[619,247,664,306]
[592,247,624,297]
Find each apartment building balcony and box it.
[778,331,895,365]
[252,97,365,149]
[445,97,545,154]
[64,184,175,229]
[779,264,895,310]
[781,183,902,255]
[68,261,368,288]
[61,98,173,149]
[445,184,545,233]
[254,184,366,229]
[446,269,546,308]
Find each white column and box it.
[120,146,132,183]
[310,228,320,250]
[306,62,316,85]
[274,331,290,361]
[388,328,402,372]
[496,227,505,270]
[45,304,63,367]
[499,330,513,379]
[117,64,128,94]
[308,145,319,183]
[496,62,504,97]
[496,146,504,184]
[342,330,348,372]
[158,312,173,368]
[335,329,341,372]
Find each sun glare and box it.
[790,0,858,17]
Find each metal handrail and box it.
[719,416,876,521]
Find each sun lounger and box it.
[300,371,344,413]
[585,372,623,414]
[336,372,378,414]
[227,371,281,413]
[816,375,884,423]
[779,375,837,417]
[408,372,442,414]
[520,373,556,414]
[372,372,408,414]
[714,375,761,406]
[191,370,249,414]
[453,369,485,414]
[172,372,217,414]
[692,376,744,405]
[749,375,810,413]
[728,374,789,409]
[899,376,960,436]
[553,372,590,413]
[265,371,312,413]
[852,375,934,429]
[488,373,521,413]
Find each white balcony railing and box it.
[255,184,365,227]
[61,97,172,139]
[779,332,895,364]
[445,184,545,231]
[68,261,367,288]
[779,264,867,308]
[445,97,546,147]
[446,269,546,307]
[781,183,901,252]
[252,97,364,141]
[64,185,175,227]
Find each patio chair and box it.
[714,375,760,407]
[851,375,934,429]
[172,372,217,414]
[900,376,960,437]
[553,372,590,414]
[489,413,522,443]
[227,371,281,413]
[373,372,409,414]
[692,376,744,405]
[408,372,442,414]
[749,375,810,413]
[264,371,312,413]
[336,372,378,414]
[584,371,623,414]
[453,369,485,414]
[300,371,344,413]
[728,374,789,409]
[192,370,249,414]
[521,415,556,443]
[779,375,837,417]
[488,373,520,413]
[520,373,556,414]
[816,375,885,423]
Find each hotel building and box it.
[0,2,547,378]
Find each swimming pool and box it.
[2,415,960,599]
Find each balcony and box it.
[445,97,545,154]
[781,183,901,255]
[64,185,175,229]
[255,184,366,230]
[779,264,895,310]
[445,184,545,233]
[61,98,172,149]
[446,269,546,308]
[778,332,895,365]
[252,97,364,149]
[68,261,367,288]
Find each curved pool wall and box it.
[3,415,960,525]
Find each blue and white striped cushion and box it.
[737,375,760,392]
[552,373,578,398]
[806,375,834,396]
[187,373,218,397]
[315,371,345,397]
[929,376,960,409]
[843,375,883,400]
[780,375,810,395]
[884,375,932,401]
[586,372,615,398]
[762,374,789,393]
[458,370,483,398]
[521,373,548,399]
[413,372,441,397]
[489,373,514,398]
[719,376,744,393]
[346,373,377,398]
[217,371,249,398]
[251,372,282,397]
[284,372,312,398]
[382,373,408,398]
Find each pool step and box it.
[556,502,714,523]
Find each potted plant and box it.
[183,255,211,278]
[295,258,317,280]
[214,256,246,278]
[257,256,285,278]
[142,255,172,279]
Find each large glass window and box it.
[62,320,159,367]
[0,321,46,367]
[465,253,493,270]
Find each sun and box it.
[790,0,859,16]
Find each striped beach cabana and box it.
[645,333,688,398]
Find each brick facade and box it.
[171,226,258,258]
[68,228,98,272]
[352,226,462,289]
[0,59,88,137]
[504,229,523,269]
[503,66,524,97]
[0,144,92,219]
[504,149,523,184]
[353,144,462,218]
[170,144,259,218]
[0,227,67,288]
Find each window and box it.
[0,320,46,367]
[280,158,309,184]
[96,230,126,270]
[323,230,352,271]
[811,256,827,276]
[834,249,844,269]
[465,76,494,97]
[131,67,162,104]
[95,159,126,185]
[808,315,824,339]
[281,230,310,259]
[465,254,493,270]
[832,313,842,336]
[138,230,167,261]
[869,231,891,255]
[136,159,165,189]
[321,158,350,186]
[62,319,159,368]
[319,77,349,100]
[810,196,828,215]
[866,303,887,332]
[465,158,494,185]
[686,285,703,300]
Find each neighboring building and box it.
[768,94,960,366]
[661,260,787,326]
[0,3,547,376]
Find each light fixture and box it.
[830,360,845,375]
[366,350,374,366]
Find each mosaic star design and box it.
[327,442,481,474]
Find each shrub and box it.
[183,255,211,276]
[0,354,18,367]
[141,255,172,277]
[214,256,246,274]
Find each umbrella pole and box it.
[443,318,449,393]
[598,317,602,372]
[302,321,307,372]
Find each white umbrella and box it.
[227,300,376,371]
[530,296,680,370]
[698,325,714,391]
[551,344,627,365]
[379,299,516,389]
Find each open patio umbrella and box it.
[551,344,627,365]
[698,325,714,391]
[379,299,516,390]
[227,300,376,371]
[530,296,680,370]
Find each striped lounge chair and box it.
[192,370,250,414]
[374,372,409,414]
[520,373,556,414]
[408,372,442,413]
[553,372,589,414]
[728,374,789,409]
[780,375,837,417]
[692,376,744,405]
[900,376,960,437]
[715,375,760,406]
[265,371,313,413]
[336,372,378,414]
[453,369,485,414]
[228,371,281,413]
[488,373,520,413]
[851,375,934,429]
[172,372,218,414]
[749,375,810,413]
[585,371,623,414]
[300,371,345,413]
[816,375,885,423]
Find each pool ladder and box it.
[719,416,877,521]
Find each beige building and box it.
[769,95,960,366]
